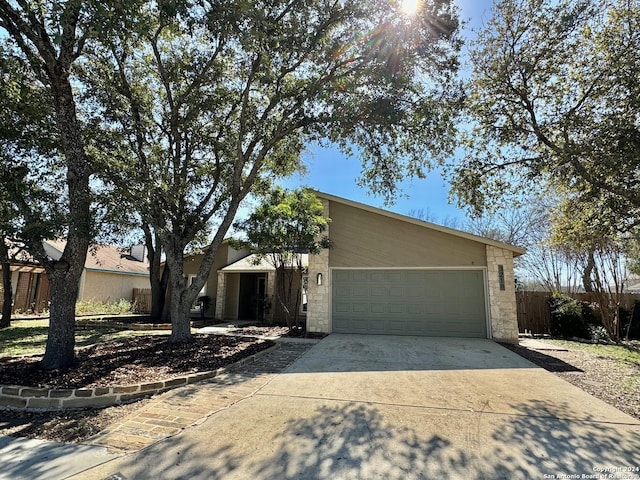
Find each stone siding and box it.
[486,245,519,342]
[215,271,226,320]
[306,199,331,333]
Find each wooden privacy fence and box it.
[132,288,152,313]
[517,291,640,334]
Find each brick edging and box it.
[0,344,279,411]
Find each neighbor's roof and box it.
[313,191,527,257]
[45,240,149,275]
[221,253,309,272]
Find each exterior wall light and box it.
[316,272,323,286]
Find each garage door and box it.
[332,269,487,337]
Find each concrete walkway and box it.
[72,335,640,480]
[88,341,314,452]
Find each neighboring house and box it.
[0,246,48,314]
[45,241,150,304]
[199,191,525,342]
[0,241,151,314]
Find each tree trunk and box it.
[41,267,82,369]
[41,79,91,370]
[168,287,192,342]
[0,262,12,328]
[164,243,193,343]
[582,250,595,293]
[144,227,167,320]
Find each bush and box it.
[75,299,134,316]
[621,301,640,340]
[548,294,590,339]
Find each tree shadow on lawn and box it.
[103,397,640,480]
[500,343,583,373]
[0,335,274,388]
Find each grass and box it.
[549,339,640,366]
[0,320,172,358]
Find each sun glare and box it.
[400,0,420,15]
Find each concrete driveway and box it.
[77,335,640,480]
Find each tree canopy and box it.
[236,188,331,329]
[0,0,144,368]
[451,0,640,231]
[79,0,463,341]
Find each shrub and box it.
[621,301,640,340]
[75,299,134,316]
[548,294,590,339]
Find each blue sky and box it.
[278,0,495,222]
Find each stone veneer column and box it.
[215,271,226,321]
[306,198,331,333]
[266,271,275,323]
[486,245,519,343]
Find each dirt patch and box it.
[502,341,640,420]
[230,325,328,339]
[0,399,153,442]
[0,334,274,389]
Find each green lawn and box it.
[550,339,640,366]
[0,320,171,358]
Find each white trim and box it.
[329,266,491,339]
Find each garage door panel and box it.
[332,269,487,338]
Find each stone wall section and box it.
[306,198,331,333]
[215,271,226,320]
[486,245,519,343]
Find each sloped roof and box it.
[314,191,527,257]
[45,240,149,275]
[221,253,309,272]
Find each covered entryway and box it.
[332,269,487,337]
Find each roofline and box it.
[84,267,149,276]
[312,191,527,257]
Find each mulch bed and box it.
[502,341,640,420]
[0,335,274,389]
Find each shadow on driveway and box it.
[99,397,640,480]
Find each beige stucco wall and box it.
[79,271,149,303]
[223,273,240,320]
[183,243,232,315]
[328,202,487,268]
[486,245,519,342]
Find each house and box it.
[208,191,525,342]
[301,191,523,342]
[181,241,307,322]
[214,253,309,323]
[45,241,150,305]
[0,246,49,314]
[181,241,251,318]
[0,241,151,314]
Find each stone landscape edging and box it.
[0,343,279,411]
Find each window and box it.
[498,265,505,291]
[301,275,308,313]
